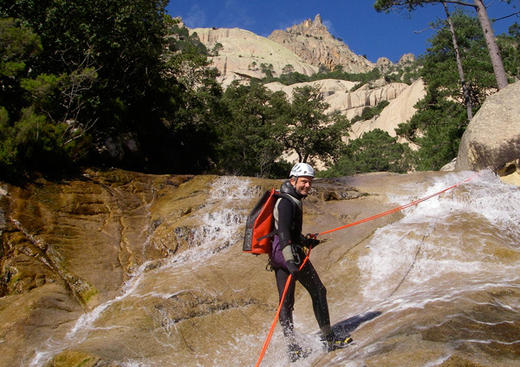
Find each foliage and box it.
[383,59,422,84]
[217,83,350,177]
[0,18,41,119]
[413,108,467,170]
[351,100,390,123]
[158,16,224,173]
[497,23,520,79]
[272,59,422,88]
[217,81,288,177]
[422,10,497,106]
[374,0,513,89]
[266,65,382,86]
[284,86,350,166]
[0,2,227,177]
[0,18,87,179]
[0,1,164,175]
[395,12,519,170]
[320,129,412,177]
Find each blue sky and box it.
[166,1,519,63]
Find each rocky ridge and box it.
[267,14,374,73]
[191,27,318,87]
[264,78,420,121]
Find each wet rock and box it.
[438,354,487,367]
[1,170,518,366]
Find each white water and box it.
[343,171,520,366]
[358,170,520,304]
[27,176,258,367]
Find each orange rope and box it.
[319,171,480,236]
[254,171,480,366]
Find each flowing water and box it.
[25,172,520,366]
[332,171,520,367]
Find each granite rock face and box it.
[191,27,318,87]
[456,80,520,172]
[2,170,520,366]
[268,14,375,73]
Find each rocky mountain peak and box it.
[268,14,374,73]
[286,14,330,38]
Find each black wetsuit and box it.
[273,180,331,339]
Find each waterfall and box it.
[28,176,258,367]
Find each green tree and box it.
[374,0,510,89]
[218,81,289,177]
[260,63,275,81]
[393,11,510,170]
[414,109,466,170]
[0,18,92,178]
[422,11,496,108]
[1,0,175,171]
[321,129,412,177]
[497,23,520,78]
[158,16,224,173]
[351,100,390,123]
[283,86,349,165]
[0,2,227,175]
[396,85,469,171]
[0,17,41,117]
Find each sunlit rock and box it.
[456,80,520,172]
[2,170,520,366]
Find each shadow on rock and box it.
[332,311,382,338]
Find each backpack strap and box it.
[273,192,300,225]
[259,192,299,242]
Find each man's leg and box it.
[297,261,330,332]
[298,261,352,351]
[274,266,296,338]
[274,267,311,361]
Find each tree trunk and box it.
[442,1,473,121]
[473,0,508,89]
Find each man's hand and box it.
[303,233,320,248]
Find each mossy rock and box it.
[44,350,121,367]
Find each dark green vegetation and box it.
[395,10,520,171]
[1,1,519,180]
[263,64,384,89]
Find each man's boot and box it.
[287,343,311,362]
[323,332,353,352]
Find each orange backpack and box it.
[243,189,291,254]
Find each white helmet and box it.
[289,162,315,178]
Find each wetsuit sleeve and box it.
[276,198,296,263]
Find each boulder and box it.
[456,81,520,171]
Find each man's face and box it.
[291,176,313,196]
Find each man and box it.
[270,162,351,361]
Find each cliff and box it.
[268,14,375,73]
